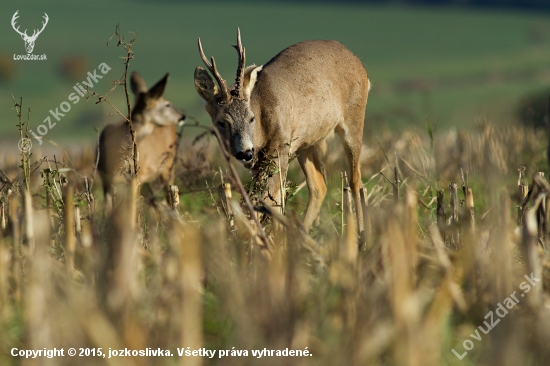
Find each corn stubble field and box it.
[2,111,550,366]
[3,93,550,365]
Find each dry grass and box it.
[1,119,550,366]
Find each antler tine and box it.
[232,28,246,99]
[33,13,48,38]
[197,37,231,103]
[11,11,27,37]
[197,38,212,69]
[11,11,19,27]
[41,13,49,29]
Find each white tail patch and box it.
[367,78,372,92]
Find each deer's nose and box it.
[178,114,186,126]
[236,149,254,162]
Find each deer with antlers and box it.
[11,11,49,53]
[194,29,370,232]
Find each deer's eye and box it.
[165,103,171,108]
[250,117,255,124]
[217,121,226,130]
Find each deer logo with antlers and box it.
[11,11,49,54]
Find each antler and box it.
[30,13,49,39]
[11,11,48,40]
[232,28,246,99]
[11,11,27,37]
[198,38,231,103]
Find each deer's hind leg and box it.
[336,123,364,233]
[298,142,328,232]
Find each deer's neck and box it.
[125,113,154,140]
[251,99,266,151]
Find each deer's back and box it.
[252,40,369,151]
[98,122,177,189]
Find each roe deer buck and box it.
[98,72,185,211]
[194,29,370,232]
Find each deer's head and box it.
[194,28,263,165]
[11,11,48,54]
[130,72,186,138]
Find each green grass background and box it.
[1,0,550,145]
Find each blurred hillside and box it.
[394,0,550,10]
[1,0,550,148]
[155,0,550,11]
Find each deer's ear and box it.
[194,67,218,102]
[147,73,169,100]
[242,65,263,100]
[130,71,147,95]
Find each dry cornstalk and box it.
[522,208,542,307]
[464,187,475,230]
[517,166,528,225]
[80,220,93,249]
[449,182,459,248]
[0,231,8,305]
[64,185,75,269]
[169,184,180,213]
[381,207,417,364]
[84,176,95,222]
[535,172,547,244]
[492,192,513,300]
[8,191,21,304]
[405,188,418,286]
[393,166,399,204]
[74,204,81,236]
[548,94,550,173]
[1,199,6,230]
[24,211,55,365]
[436,189,446,241]
[360,187,371,249]
[518,183,528,225]
[170,220,203,366]
[217,183,234,229]
[22,188,35,254]
[128,178,138,229]
[45,180,54,231]
[344,186,353,216]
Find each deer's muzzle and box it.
[235,148,254,163]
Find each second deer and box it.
[98,72,185,212]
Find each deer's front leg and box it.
[298,145,327,232]
[263,150,290,213]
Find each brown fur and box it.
[195,30,369,232]
[98,72,185,212]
